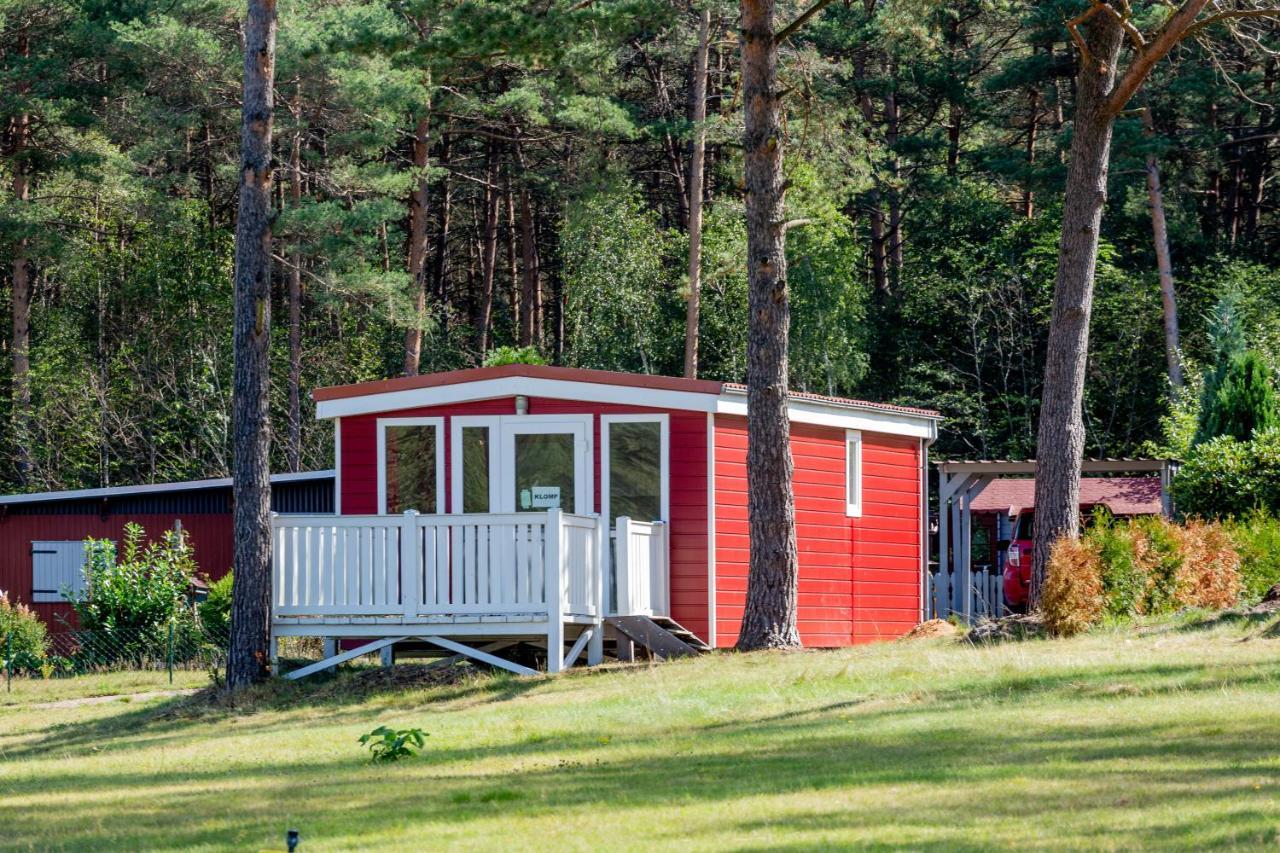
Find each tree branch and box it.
[1181,7,1280,42]
[1104,0,1213,117]
[776,0,836,43]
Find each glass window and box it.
[385,424,438,513]
[608,421,661,524]
[846,431,862,517]
[460,426,491,513]
[514,433,577,513]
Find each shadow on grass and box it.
[4,687,1280,850]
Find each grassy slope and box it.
[2,614,1280,851]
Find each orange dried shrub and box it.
[1041,537,1105,637]
[1173,520,1242,610]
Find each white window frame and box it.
[845,429,863,518]
[601,413,670,526]
[31,540,89,603]
[497,414,593,514]
[376,416,445,515]
[450,415,501,514]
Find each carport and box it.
[931,458,1177,622]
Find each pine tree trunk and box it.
[1030,14,1123,604]
[403,110,431,376]
[9,32,32,487]
[476,142,500,353]
[516,141,540,348]
[737,0,801,651]
[1144,108,1182,389]
[286,115,303,472]
[431,131,452,304]
[227,0,278,691]
[683,8,711,379]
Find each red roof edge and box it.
[313,364,725,403]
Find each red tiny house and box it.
[315,364,938,650]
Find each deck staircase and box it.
[605,615,710,661]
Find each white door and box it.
[498,416,591,515]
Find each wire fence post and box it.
[167,620,175,685]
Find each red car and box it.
[1002,511,1034,609]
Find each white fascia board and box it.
[0,469,336,506]
[714,396,938,440]
[315,376,719,420]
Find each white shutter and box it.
[31,541,88,603]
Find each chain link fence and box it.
[3,621,230,689]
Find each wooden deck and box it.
[270,508,668,675]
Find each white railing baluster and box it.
[401,510,419,620]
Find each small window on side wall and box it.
[845,430,862,518]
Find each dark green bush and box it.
[1173,427,1280,519]
[0,592,49,673]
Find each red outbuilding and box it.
[0,471,334,630]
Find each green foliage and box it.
[198,573,233,640]
[561,181,678,374]
[71,524,201,664]
[1173,427,1280,519]
[1198,350,1278,444]
[1088,515,1145,619]
[482,346,546,367]
[359,725,428,762]
[1225,511,1280,602]
[0,592,50,674]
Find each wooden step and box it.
[605,615,707,660]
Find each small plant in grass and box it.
[359,726,428,762]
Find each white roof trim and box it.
[315,376,719,420]
[0,470,335,506]
[714,394,939,440]
[313,375,939,440]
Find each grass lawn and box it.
[3,613,1280,851]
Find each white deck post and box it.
[615,517,632,615]
[401,510,419,621]
[588,514,605,666]
[545,508,565,673]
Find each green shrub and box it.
[199,573,233,640]
[1173,427,1280,519]
[1089,515,1145,617]
[482,345,545,367]
[70,523,201,665]
[1225,510,1280,601]
[0,592,49,673]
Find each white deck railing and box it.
[613,517,669,617]
[272,509,603,621]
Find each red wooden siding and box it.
[0,513,234,630]
[713,415,921,648]
[338,398,711,641]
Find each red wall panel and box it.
[338,398,711,641]
[713,415,921,648]
[0,513,234,631]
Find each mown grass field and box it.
[3,613,1280,851]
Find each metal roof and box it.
[0,470,335,507]
[936,458,1175,475]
